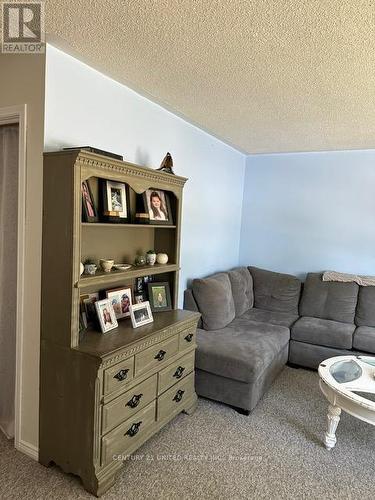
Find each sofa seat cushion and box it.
[248,266,301,314]
[240,308,299,328]
[355,287,375,327]
[291,316,355,349]
[228,267,254,317]
[195,318,290,383]
[299,273,359,324]
[192,273,235,331]
[353,326,375,354]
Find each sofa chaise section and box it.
[195,318,289,412]
[184,266,301,413]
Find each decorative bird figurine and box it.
[157,152,175,175]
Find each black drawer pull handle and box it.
[113,369,129,382]
[173,389,185,403]
[125,421,142,437]
[126,393,143,409]
[184,333,194,342]
[154,349,166,361]
[173,366,185,379]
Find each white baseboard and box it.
[16,439,39,461]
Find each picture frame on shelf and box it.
[79,310,87,334]
[135,276,152,302]
[142,188,173,225]
[147,281,172,312]
[129,301,154,328]
[81,180,98,222]
[95,299,118,333]
[106,286,133,320]
[134,294,144,304]
[100,179,130,223]
[81,292,99,326]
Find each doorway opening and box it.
[0,122,19,439]
[0,105,27,455]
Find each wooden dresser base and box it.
[39,312,200,497]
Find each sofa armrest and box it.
[183,289,203,329]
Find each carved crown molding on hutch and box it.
[76,151,187,190]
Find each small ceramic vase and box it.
[84,263,97,275]
[100,259,114,273]
[146,252,156,266]
[156,253,168,265]
[135,255,146,266]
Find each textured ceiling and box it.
[45,1,375,154]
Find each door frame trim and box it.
[0,105,31,456]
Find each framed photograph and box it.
[95,299,118,333]
[147,282,172,312]
[134,294,144,304]
[142,189,173,225]
[81,180,98,222]
[135,276,152,303]
[81,292,99,325]
[101,179,130,222]
[129,301,154,328]
[106,286,133,320]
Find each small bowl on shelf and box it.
[100,259,114,273]
[113,263,132,271]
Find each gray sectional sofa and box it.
[184,266,375,414]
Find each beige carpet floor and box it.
[1,366,375,499]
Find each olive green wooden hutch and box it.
[40,150,200,496]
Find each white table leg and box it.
[325,404,341,450]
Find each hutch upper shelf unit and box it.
[40,150,200,496]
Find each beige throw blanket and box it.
[323,270,375,286]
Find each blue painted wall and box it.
[45,48,375,290]
[239,150,375,279]
[44,46,246,305]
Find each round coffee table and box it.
[318,355,375,449]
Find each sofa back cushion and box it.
[192,273,235,330]
[300,272,358,324]
[228,267,254,317]
[355,286,375,327]
[248,266,301,314]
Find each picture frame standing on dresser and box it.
[130,301,154,328]
[106,286,133,320]
[100,179,130,223]
[81,180,98,222]
[95,299,118,333]
[147,282,172,312]
[142,189,173,225]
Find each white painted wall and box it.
[240,151,375,279]
[44,45,246,303]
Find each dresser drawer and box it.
[157,372,195,422]
[134,336,179,377]
[158,351,195,395]
[104,357,135,396]
[102,375,157,434]
[179,327,196,351]
[101,401,156,466]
